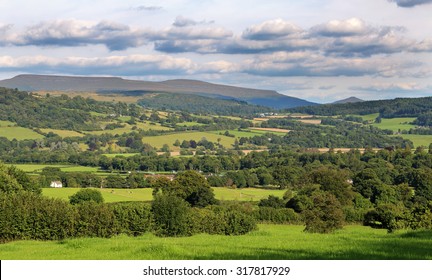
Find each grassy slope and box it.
[0,225,431,260]
[39,129,85,138]
[0,126,44,140]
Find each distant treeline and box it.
[288,96,432,122]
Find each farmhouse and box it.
[50,181,63,188]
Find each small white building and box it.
[50,181,63,188]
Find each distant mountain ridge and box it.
[332,96,364,104]
[0,74,316,109]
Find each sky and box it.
[0,0,431,103]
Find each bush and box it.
[364,203,408,233]
[253,207,301,224]
[224,210,257,235]
[303,192,345,233]
[111,202,153,236]
[75,202,117,238]
[0,192,76,242]
[151,195,192,237]
[258,195,285,208]
[69,189,104,205]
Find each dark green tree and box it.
[69,189,104,205]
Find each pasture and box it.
[0,225,430,259]
[39,129,85,138]
[0,125,44,140]
[142,132,236,149]
[397,134,432,148]
[42,187,285,203]
[9,164,99,173]
[42,188,153,203]
[372,118,416,132]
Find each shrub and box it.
[0,192,76,242]
[223,210,257,235]
[69,188,104,205]
[258,195,285,208]
[111,202,153,236]
[151,195,192,237]
[253,207,301,224]
[303,192,345,233]
[75,202,116,238]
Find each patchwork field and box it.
[1,225,430,260]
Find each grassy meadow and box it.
[8,164,99,173]
[0,125,44,140]
[142,132,236,149]
[372,118,416,132]
[42,187,285,203]
[0,225,431,260]
[397,134,432,148]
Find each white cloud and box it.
[311,18,370,37]
[349,82,426,91]
[242,19,302,40]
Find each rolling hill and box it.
[0,74,316,109]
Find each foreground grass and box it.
[1,225,431,260]
[42,187,285,203]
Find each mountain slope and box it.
[332,96,364,104]
[0,74,316,109]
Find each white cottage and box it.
[50,181,63,188]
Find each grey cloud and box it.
[0,55,195,76]
[388,0,432,7]
[242,19,302,40]
[240,52,422,78]
[319,85,336,90]
[132,5,163,11]
[16,20,148,51]
[173,16,214,27]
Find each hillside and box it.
[289,96,432,118]
[0,74,316,109]
[332,96,364,104]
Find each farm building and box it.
[50,181,63,188]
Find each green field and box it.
[0,126,44,140]
[372,118,416,132]
[1,224,430,259]
[142,132,236,149]
[9,164,99,173]
[42,188,153,203]
[213,187,285,201]
[42,187,284,203]
[40,128,85,138]
[354,113,379,123]
[398,134,432,147]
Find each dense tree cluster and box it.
[138,93,268,116]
